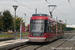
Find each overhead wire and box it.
[55,8,75,24]
[56,8,75,24]
[45,0,75,24]
[14,0,49,13]
[45,0,50,4]
[14,0,34,10]
[14,0,75,24]
[68,0,75,13]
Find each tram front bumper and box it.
[28,37,46,42]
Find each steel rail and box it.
[70,42,75,50]
[54,34,75,50]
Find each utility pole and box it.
[24,13,26,32]
[35,8,37,14]
[56,16,58,20]
[56,16,58,36]
[12,5,18,40]
[65,19,67,25]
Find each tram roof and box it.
[31,14,64,24]
[32,14,49,17]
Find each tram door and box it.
[46,21,51,38]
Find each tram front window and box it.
[30,24,44,33]
[30,20,44,36]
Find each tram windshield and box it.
[30,20,44,33]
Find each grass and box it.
[0,32,29,38]
[0,34,14,37]
[22,32,29,35]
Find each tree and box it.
[2,10,13,31]
[16,16,22,31]
[9,18,14,31]
[0,14,3,31]
[62,24,66,32]
[12,16,23,31]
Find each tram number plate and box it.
[33,33,40,36]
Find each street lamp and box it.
[24,13,26,31]
[48,5,56,18]
[12,5,18,40]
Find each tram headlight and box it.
[41,33,43,36]
[31,34,32,36]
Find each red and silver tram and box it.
[28,14,64,42]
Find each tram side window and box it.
[58,23,60,33]
[62,24,66,33]
[62,25,64,33]
[51,22,57,34]
[47,21,51,33]
[47,26,51,33]
[58,23,64,33]
[60,24,62,33]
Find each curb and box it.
[0,40,28,50]
[0,38,14,41]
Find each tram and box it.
[28,14,65,42]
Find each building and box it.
[66,24,75,28]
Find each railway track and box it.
[70,35,75,50]
[35,33,75,50]
[10,42,50,50]
[8,42,30,50]
[8,33,75,50]
[70,42,75,50]
[53,33,75,50]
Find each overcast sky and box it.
[0,0,75,25]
